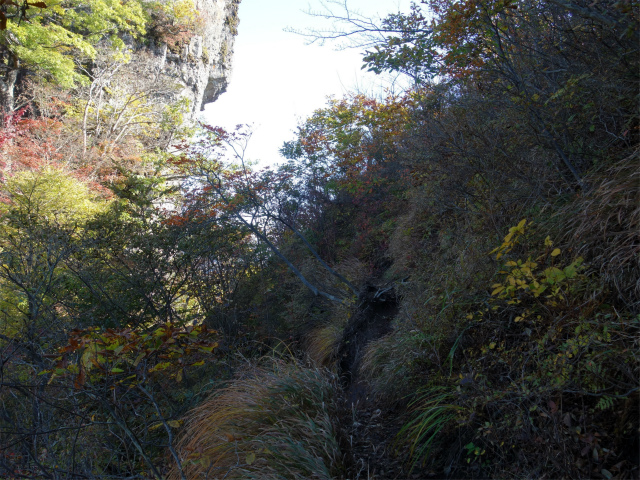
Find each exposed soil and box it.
[337,284,437,479]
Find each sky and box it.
[200,0,413,166]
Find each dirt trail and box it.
[336,284,418,479]
[338,284,397,401]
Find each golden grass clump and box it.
[169,360,346,480]
[306,320,345,367]
[300,257,366,367]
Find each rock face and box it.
[148,0,239,118]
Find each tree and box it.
[0,0,147,113]
[70,49,191,164]
[173,125,359,304]
[298,0,639,187]
[0,167,107,344]
[0,166,225,478]
[280,93,411,263]
[0,167,109,477]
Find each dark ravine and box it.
[336,284,412,479]
[336,283,453,479]
[339,284,397,401]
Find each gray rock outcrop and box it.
[148,0,239,118]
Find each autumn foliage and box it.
[0,0,638,478]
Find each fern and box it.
[596,395,614,411]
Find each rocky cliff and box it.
[147,0,239,118]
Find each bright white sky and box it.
[201,0,413,166]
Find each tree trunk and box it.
[0,67,19,115]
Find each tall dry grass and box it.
[360,183,498,403]
[561,151,640,308]
[168,359,346,480]
[302,257,367,367]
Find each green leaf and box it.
[563,264,577,278]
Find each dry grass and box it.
[334,256,369,287]
[358,313,434,403]
[303,257,366,367]
[387,194,421,277]
[561,151,640,306]
[306,320,345,367]
[364,184,499,404]
[168,359,346,480]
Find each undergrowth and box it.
[170,359,347,480]
[374,215,639,478]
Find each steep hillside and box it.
[0,0,637,478]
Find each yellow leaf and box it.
[551,248,561,257]
[544,236,553,247]
[489,342,496,349]
[246,452,256,465]
[505,261,517,267]
[81,349,93,370]
[167,420,181,428]
[132,353,145,367]
[491,286,505,296]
